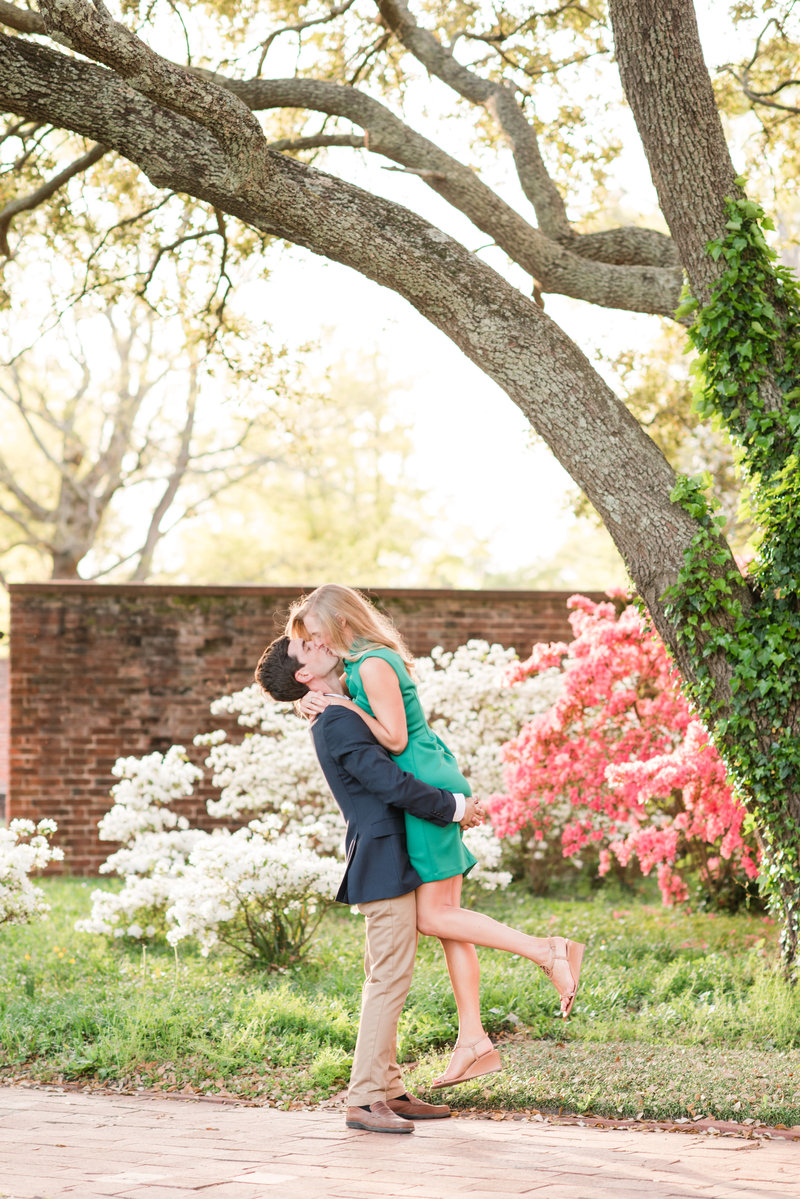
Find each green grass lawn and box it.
[1,877,799,1125]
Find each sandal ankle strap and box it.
[454,1034,491,1051]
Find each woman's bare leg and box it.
[426,879,497,1085]
[440,937,483,1039]
[416,876,583,1014]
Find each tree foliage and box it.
[0,291,333,581]
[1,297,488,586]
[665,194,800,958]
[1,299,267,581]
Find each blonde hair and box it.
[286,584,414,672]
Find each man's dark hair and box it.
[254,635,308,701]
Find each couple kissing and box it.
[256,583,584,1134]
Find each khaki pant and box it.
[347,890,418,1107]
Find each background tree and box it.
[1,306,486,589]
[168,352,490,585]
[0,2,799,969]
[0,296,298,584]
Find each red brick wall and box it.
[0,656,8,823]
[7,583,601,873]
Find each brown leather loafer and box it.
[345,1100,414,1133]
[387,1092,451,1120]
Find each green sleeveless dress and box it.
[344,646,477,882]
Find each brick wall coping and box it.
[8,582,606,603]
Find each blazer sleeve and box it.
[317,708,456,826]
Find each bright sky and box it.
[262,253,576,570]
[263,247,673,579]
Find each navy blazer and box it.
[310,705,457,904]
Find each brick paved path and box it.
[1,1085,797,1199]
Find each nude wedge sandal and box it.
[540,936,585,1019]
[428,1035,502,1090]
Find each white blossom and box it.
[164,822,342,963]
[0,820,64,927]
[99,746,203,844]
[463,824,513,891]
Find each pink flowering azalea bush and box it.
[488,594,761,908]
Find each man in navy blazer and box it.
[255,634,481,1134]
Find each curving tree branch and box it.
[223,75,681,312]
[722,15,800,117]
[37,0,265,177]
[372,0,678,272]
[255,0,358,76]
[0,141,108,257]
[376,0,572,240]
[0,1,44,36]
[0,24,704,635]
[267,132,366,153]
[2,0,680,307]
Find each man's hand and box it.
[460,796,485,830]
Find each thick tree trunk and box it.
[50,499,98,579]
[49,553,81,579]
[608,0,740,306]
[609,0,788,416]
[610,0,800,977]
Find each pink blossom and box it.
[488,593,760,907]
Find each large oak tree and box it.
[1,0,798,967]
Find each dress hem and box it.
[412,864,477,883]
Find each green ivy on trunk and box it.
[665,188,800,978]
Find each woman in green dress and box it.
[288,584,584,1089]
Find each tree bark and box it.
[226,76,682,313]
[610,0,788,418]
[610,0,800,975]
[608,0,741,306]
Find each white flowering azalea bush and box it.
[0,819,64,927]
[75,747,208,943]
[79,640,561,966]
[77,711,343,968]
[200,689,342,855]
[165,818,342,965]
